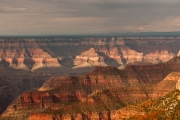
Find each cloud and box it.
[139,27,144,30]
[0,0,180,35]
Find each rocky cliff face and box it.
[73,48,107,68]
[151,72,180,100]
[0,75,50,115]
[1,36,180,120]
[0,39,63,72]
[2,61,180,120]
[176,76,180,90]
[120,46,143,64]
[120,89,180,119]
[0,37,179,72]
[143,49,174,64]
[30,48,61,71]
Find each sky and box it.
[0,0,180,35]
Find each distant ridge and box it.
[1,31,180,38]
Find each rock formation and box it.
[0,75,50,114]
[73,48,107,68]
[30,48,61,72]
[0,37,179,71]
[176,77,180,90]
[120,46,143,64]
[2,62,180,119]
[177,50,180,57]
[0,47,61,72]
[143,49,174,64]
[124,90,180,119]
[95,46,123,66]
[1,37,180,119]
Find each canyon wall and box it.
[2,61,180,120]
[0,37,179,72]
[0,75,50,114]
[1,36,180,119]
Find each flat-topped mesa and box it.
[73,48,107,68]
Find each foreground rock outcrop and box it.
[109,78,180,119]
[118,90,180,119]
[2,59,180,120]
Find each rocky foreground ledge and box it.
[1,62,180,120]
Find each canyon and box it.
[0,37,179,72]
[1,36,180,119]
[2,59,180,119]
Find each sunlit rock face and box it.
[105,46,123,64]
[176,77,180,90]
[2,37,180,119]
[143,49,175,64]
[0,48,29,70]
[0,37,180,72]
[73,48,107,68]
[30,48,61,71]
[120,46,143,64]
[177,50,180,57]
[92,46,123,68]
[3,63,180,119]
[0,41,61,71]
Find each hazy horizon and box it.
[1,31,180,37]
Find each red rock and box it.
[29,113,53,120]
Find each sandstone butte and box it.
[73,48,107,69]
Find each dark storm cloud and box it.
[0,0,180,35]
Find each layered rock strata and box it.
[0,37,179,71]
[73,48,107,68]
[1,37,180,119]
[2,62,180,120]
[30,48,61,71]
[0,47,61,72]
[0,75,50,114]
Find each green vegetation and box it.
[130,90,180,119]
